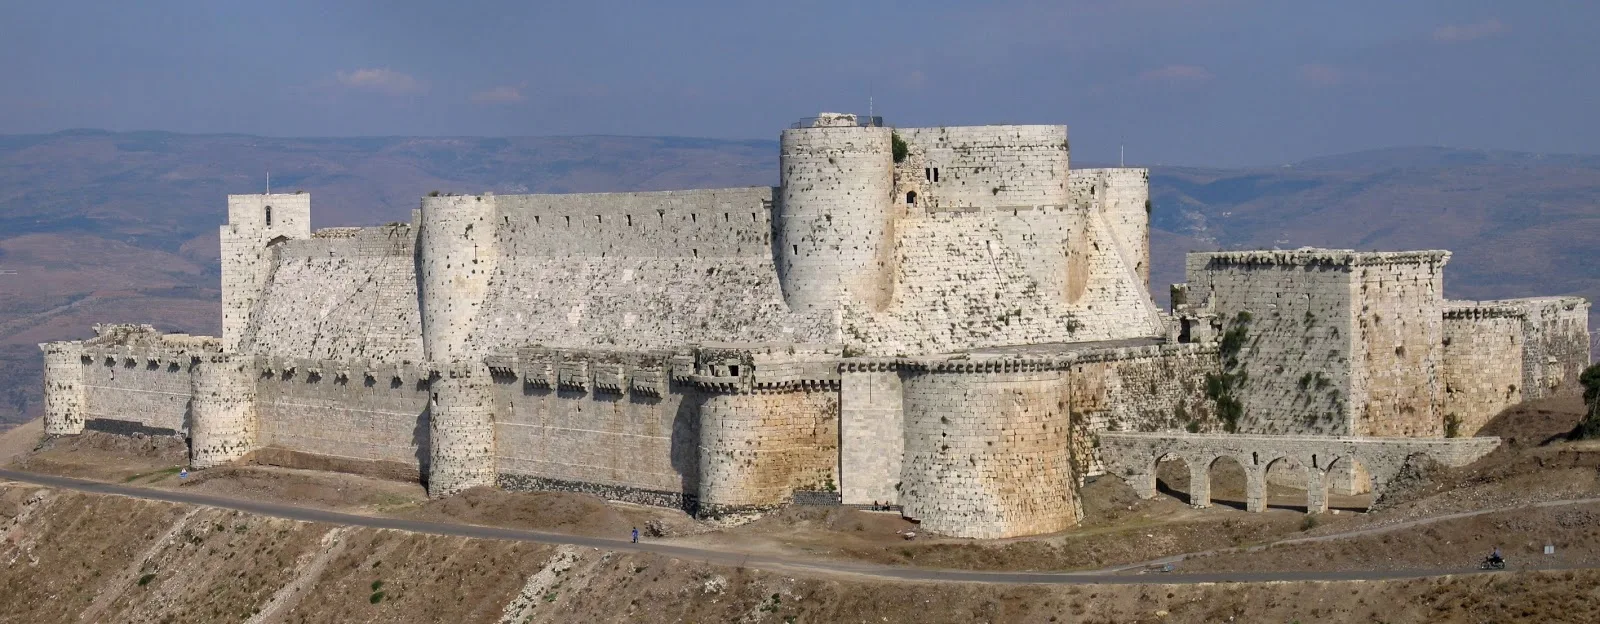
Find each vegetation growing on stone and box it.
[1572,363,1600,440]
[891,132,908,163]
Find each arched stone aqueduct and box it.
[1097,433,1501,513]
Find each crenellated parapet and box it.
[1193,248,1451,269]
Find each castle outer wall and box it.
[38,114,1592,540]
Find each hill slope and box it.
[1,133,1595,425]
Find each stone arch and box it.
[1324,455,1372,513]
[1205,454,1251,511]
[1262,455,1310,512]
[1152,450,1198,505]
[906,191,918,205]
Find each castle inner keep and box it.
[40,114,1592,539]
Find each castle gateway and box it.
[41,114,1591,539]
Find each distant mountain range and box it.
[1,131,1595,425]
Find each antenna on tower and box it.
[868,95,873,119]
[266,169,270,195]
[1120,145,1125,167]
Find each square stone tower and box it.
[1180,249,1449,437]
[220,193,311,352]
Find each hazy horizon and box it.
[3,1,1597,167]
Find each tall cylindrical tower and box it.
[899,363,1078,539]
[427,362,497,497]
[417,194,500,362]
[189,353,258,468]
[776,114,897,313]
[39,342,86,435]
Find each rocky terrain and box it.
[3,396,1600,621]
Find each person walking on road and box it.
[632,527,639,544]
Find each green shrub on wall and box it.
[891,132,908,163]
[1574,363,1600,440]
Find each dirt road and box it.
[4,467,1592,586]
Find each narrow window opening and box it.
[691,213,697,223]
[906,191,918,205]
[1312,454,1319,469]
[1252,452,1259,465]
[723,212,729,222]
[564,215,571,226]
[792,244,799,254]
[933,168,940,182]
[626,214,633,226]
[924,167,931,181]
[692,249,699,258]
[534,215,540,224]
[596,215,602,224]
[751,212,757,222]
[265,206,273,226]
[728,365,740,376]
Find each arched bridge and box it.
[1098,433,1500,514]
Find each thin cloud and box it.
[334,68,425,95]
[1433,19,1506,43]
[1297,64,1346,88]
[470,85,526,104]
[1137,64,1214,84]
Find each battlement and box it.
[1191,248,1451,269]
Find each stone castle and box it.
[39,114,1592,539]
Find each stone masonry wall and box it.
[1443,305,1524,436]
[254,361,430,477]
[188,354,258,468]
[1072,168,1151,287]
[40,342,86,435]
[80,347,195,436]
[494,361,697,508]
[1349,254,1447,437]
[897,126,1070,212]
[839,365,903,505]
[467,188,834,355]
[844,207,1164,355]
[240,226,423,363]
[1184,252,1359,435]
[777,124,898,313]
[696,387,839,514]
[221,193,311,352]
[1069,344,1220,475]
[900,365,1076,539]
[1506,297,1592,399]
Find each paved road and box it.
[1,468,1592,586]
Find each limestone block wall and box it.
[239,226,424,363]
[79,346,196,436]
[1071,169,1151,287]
[897,126,1070,212]
[1067,344,1220,475]
[689,344,841,514]
[1183,252,1360,435]
[1442,305,1524,435]
[39,342,86,435]
[844,207,1163,356]
[188,354,258,468]
[467,188,831,355]
[1349,253,1447,437]
[418,195,500,362]
[427,362,497,497]
[1504,297,1592,399]
[839,363,903,505]
[494,349,697,508]
[221,193,311,352]
[900,363,1076,539]
[776,123,898,313]
[254,360,430,477]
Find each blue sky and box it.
[1,0,1594,166]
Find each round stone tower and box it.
[39,342,86,435]
[189,353,258,468]
[776,114,897,314]
[427,362,497,497]
[417,193,500,362]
